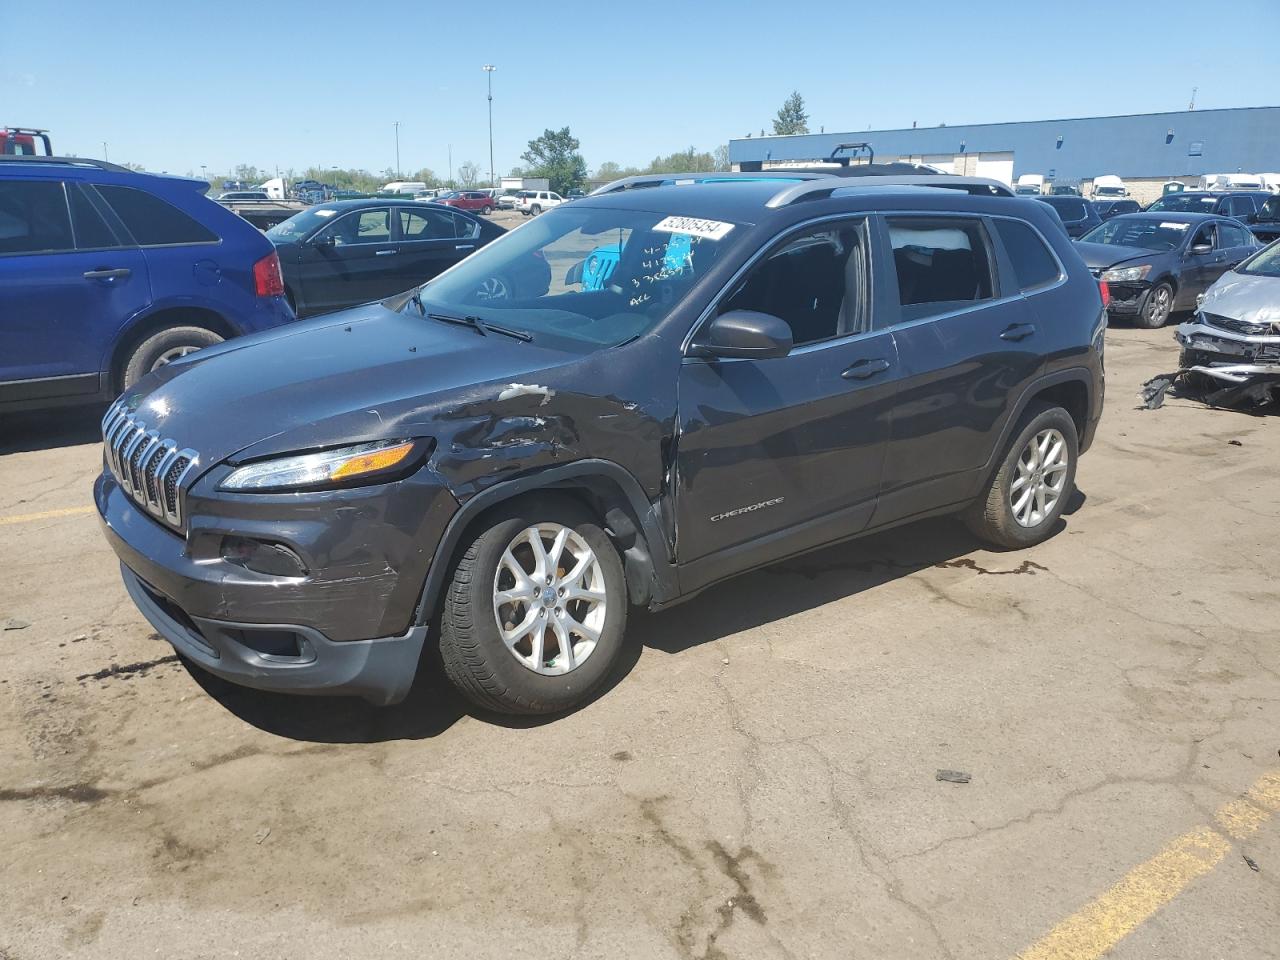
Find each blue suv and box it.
[0,157,294,412]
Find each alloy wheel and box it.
[151,345,201,371]
[1010,428,1069,527]
[1144,285,1171,325]
[475,276,511,301]
[492,523,607,675]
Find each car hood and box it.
[1199,271,1280,327]
[118,303,579,470]
[1073,242,1159,270]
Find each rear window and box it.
[1042,197,1088,221]
[94,185,218,246]
[994,219,1061,291]
[0,180,74,255]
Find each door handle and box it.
[455,244,475,252]
[375,249,398,256]
[1000,322,1037,342]
[83,267,131,280]
[841,358,891,380]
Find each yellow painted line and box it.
[0,505,95,526]
[1014,768,1280,960]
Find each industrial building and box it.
[728,106,1280,204]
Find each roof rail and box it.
[0,155,128,172]
[766,174,1015,208]
[589,170,826,196]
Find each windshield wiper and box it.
[427,311,533,343]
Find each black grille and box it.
[1202,312,1278,337]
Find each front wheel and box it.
[438,498,628,715]
[481,205,493,215]
[962,403,1078,549]
[1134,281,1174,329]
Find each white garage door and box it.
[976,152,1014,186]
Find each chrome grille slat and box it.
[100,401,200,532]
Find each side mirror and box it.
[689,310,793,360]
[312,233,335,249]
[1189,242,1213,256]
[1246,213,1259,224]
[564,260,585,286]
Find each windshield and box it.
[1080,217,1188,251]
[1147,194,1217,213]
[266,205,343,241]
[1239,242,1280,278]
[435,192,461,200]
[1093,186,1125,198]
[413,205,739,350]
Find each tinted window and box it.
[1218,222,1252,248]
[399,207,455,240]
[318,208,391,246]
[1147,194,1218,213]
[995,219,1060,291]
[720,221,870,344]
[1080,218,1189,251]
[1225,196,1254,217]
[95,185,218,245]
[68,185,121,249]
[885,217,995,320]
[1190,223,1217,249]
[0,180,74,255]
[1041,197,1088,221]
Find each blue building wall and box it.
[728,106,1280,180]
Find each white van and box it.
[1197,173,1264,192]
[382,180,428,195]
[1091,175,1128,200]
[1260,174,1280,194]
[1014,174,1045,196]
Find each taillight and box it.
[1099,280,1110,308]
[253,251,285,298]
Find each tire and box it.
[438,497,628,715]
[530,204,542,215]
[482,205,493,215]
[962,403,1078,550]
[1134,281,1174,329]
[121,325,223,389]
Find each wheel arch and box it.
[107,305,237,394]
[413,460,677,627]
[978,368,1094,489]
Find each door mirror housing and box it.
[689,310,793,360]
[1189,242,1213,256]
[312,232,336,249]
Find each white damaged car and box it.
[1174,241,1280,404]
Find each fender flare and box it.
[412,459,676,626]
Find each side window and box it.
[399,207,456,240]
[1219,222,1251,248]
[0,179,74,255]
[319,208,391,246]
[68,184,122,250]
[1191,223,1216,250]
[885,217,995,321]
[719,221,870,345]
[94,185,218,245]
[993,219,1061,292]
[453,213,479,239]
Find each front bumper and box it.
[1175,318,1280,383]
[96,463,458,704]
[1101,279,1149,315]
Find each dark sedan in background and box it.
[1075,212,1260,327]
[1037,195,1103,238]
[265,199,504,317]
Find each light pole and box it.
[483,64,496,189]
[102,141,108,161]
[393,120,401,178]
[200,164,207,183]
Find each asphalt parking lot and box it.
[2,325,1278,960]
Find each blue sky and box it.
[3,0,1278,180]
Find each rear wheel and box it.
[122,325,223,389]
[1134,281,1174,328]
[530,204,542,215]
[438,498,628,715]
[963,403,1078,549]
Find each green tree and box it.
[594,160,641,180]
[772,92,810,136]
[520,127,587,194]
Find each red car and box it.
[432,190,495,214]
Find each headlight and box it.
[1100,264,1152,283]
[220,439,427,492]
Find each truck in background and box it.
[1014,173,1045,196]
[1197,173,1264,192]
[1091,174,1128,200]
[2,127,52,155]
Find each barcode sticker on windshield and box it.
[653,216,735,241]
[1160,221,1189,230]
